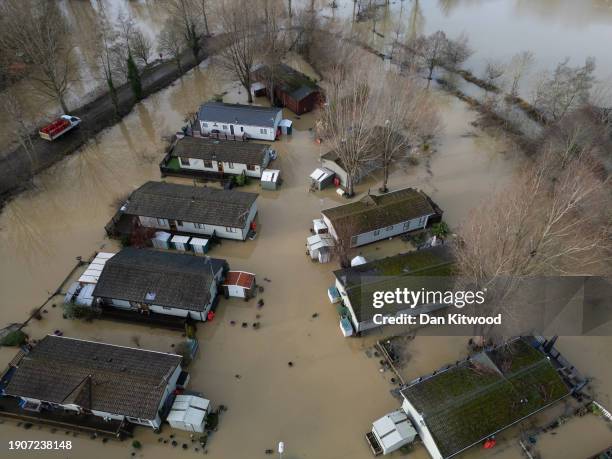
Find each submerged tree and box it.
[318,64,379,197]
[533,57,597,123]
[89,9,121,116]
[127,53,142,100]
[158,19,185,73]
[162,0,203,60]
[217,0,259,103]
[375,74,440,192]
[0,0,74,112]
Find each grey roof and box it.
[123,181,258,228]
[198,102,281,128]
[4,335,182,421]
[171,137,269,166]
[92,248,227,311]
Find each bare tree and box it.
[444,32,473,70]
[132,30,153,67]
[317,65,379,196]
[482,59,505,91]
[88,9,121,116]
[259,0,287,105]
[217,0,259,103]
[456,149,611,341]
[158,19,185,73]
[507,50,534,98]
[199,0,210,36]
[533,57,597,123]
[374,74,440,192]
[162,0,202,60]
[0,0,74,112]
[2,92,36,171]
[415,30,448,88]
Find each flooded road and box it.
[0,41,610,459]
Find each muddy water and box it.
[0,56,610,459]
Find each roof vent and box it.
[145,292,157,301]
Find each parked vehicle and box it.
[39,115,81,141]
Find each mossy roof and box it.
[333,246,455,322]
[401,338,570,458]
[322,188,438,236]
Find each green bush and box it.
[431,221,450,238]
[63,303,100,321]
[132,440,142,449]
[0,330,27,347]
[234,173,247,187]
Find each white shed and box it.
[152,231,172,250]
[190,237,210,254]
[306,233,335,263]
[279,119,293,135]
[172,235,191,251]
[309,167,335,190]
[312,218,328,235]
[351,255,367,267]
[167,395,210,433]
[371,410,417,455]
[261,169,281,190]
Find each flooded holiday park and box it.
[0,1,611,459]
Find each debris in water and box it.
[257,299,264,308]
[263,277,271,282]
[230,320,236,325]
[312,312,319,318]
[265,449,274,455]
[288,361,294,367]
[252,322,260,329]
[171,440,178,447]
[235,374,241,380]
[242,322,248,328]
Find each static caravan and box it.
[120,181,259,241]
[332,246,455,334]
[3,335,183,431]
[321,188,442,248]
[162,137,274,179]
[92,248,228,322]
[197,102,283,141]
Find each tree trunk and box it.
[58,93,68,113]
[176,57,183,74]
[381,162,389,192]
[346,174,354,197]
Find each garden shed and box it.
[168,394,211,433]
[172,235,190,251]
[152,231,172,250]
[261,169,281,190]
[190,237,210,254]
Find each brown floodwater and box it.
[0,55,610,459]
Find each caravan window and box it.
[204,160,213,168]
[226,227,236,232]
[247,164,256,171]
[202,122,208,128]
[180,157,190,166]
[260,128,267,135]
[222,125,228,130]
[386,225,394,231]
[195,223,205,229]
[227,162,234,168]
[157,218,166,226]
[373,229,380,236]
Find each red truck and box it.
[39,115,81,141]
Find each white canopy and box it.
[78,252,115,284]
[279,119,293,128]
[154,231,172,241]
[171,235,191,244]
[312,218,328,234]
[351,255,367,267]
[310,167,334,182]
[307,233,335,251]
